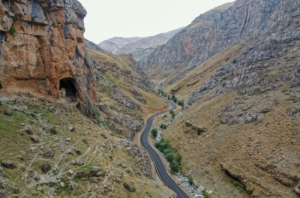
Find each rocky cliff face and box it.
[0,0,97,105]
[143,0,300,86]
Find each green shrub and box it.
[160,124,167,130]
[187,175,193,185]
[197,129,201,135]
[166,153,174,162]
[202,190,211,198]
[151,129,158,138]
[76,102,81,109]
[178,100,184,107]
[174,153,182,164]
[163,148,173,155]
[9,26,16,35]
[171,161,180,173]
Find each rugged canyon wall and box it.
[149,0,300,197]
[0,0,97,104]
[143,0,300,86]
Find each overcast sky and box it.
[78,0,234,44]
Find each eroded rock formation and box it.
[0,0,97,103]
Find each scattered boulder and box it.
[1,160,16,169]
[4,109,12,116]
[49,128,57,135]
[76,159,84,166]
[260,108,271,114]
[68,126,75,132]
[33,172,41,181]
[43,148,54,158]
[295,184,300,195]
[101,133,108,139]
[30,135,39,143]
[41,161,51,173]
[70,181,78,191]
[11,186,19,194]
[123,182,136,192]
[25,129,33,135]
[185,120,206,132]
[89,166,104,177]
[66,148,74,155]
[244,112,258,123]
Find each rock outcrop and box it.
[0,0,97,104]
[119,140,153,179]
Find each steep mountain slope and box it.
[99,37,141,54]
[0,1,174,197]
[87,48,169,140]
[116,28,183,55]
[99,28,183,64]
[84,39,105,52]
[115,28,183,63]
[0,97,174,198]
[145,0,300,197]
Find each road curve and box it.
[141,100,190,198]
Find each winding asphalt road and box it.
[141,100,190,198]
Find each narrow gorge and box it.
[1,0,300,198]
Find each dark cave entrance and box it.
[0,83,2,89]
[59,78,77,99]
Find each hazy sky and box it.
[78,0,233,44]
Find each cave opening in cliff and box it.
[59,78,77,100]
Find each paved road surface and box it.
[141,100,190,198]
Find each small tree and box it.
[171,161,180,173]
[175,153,182,164]
[151,129,158,138]
[187,175,194,185]
[160,124,167,130]
[166,153,174,162]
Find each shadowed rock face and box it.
[0,0,97,102]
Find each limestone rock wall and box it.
[0,0,97,102]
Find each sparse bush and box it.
[175,153,182,165]
[171,160,180,173]
[197,129,201,135]
[202,190,211,198]
[151,128,158,138]
[8,26,16,35]
[166,153,174,162]
[232,59,237,64]
[170,110,176,119]
[160,124,167,130]
[187,175,193,185]
[76,102,81,109]
[178,100,184,107]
